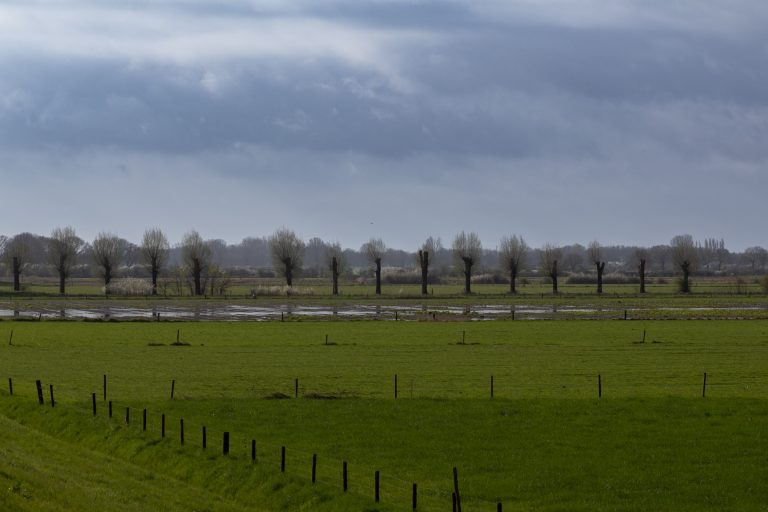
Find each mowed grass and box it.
[1,320,767,511]
[1,320,767,400]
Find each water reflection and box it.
[0,304,764,321]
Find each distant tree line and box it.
[1,228,767,296]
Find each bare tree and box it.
[743,246,767,273]
[714,238,728,271]
[499,235,527,294]
[452,231,482,294]
[417,237,442,295]
[269,228,305,287]
[540,243,562,294]
[181,230,211,296]
[588,240,606,294]
[326,242,347,295]
[140,228,170,296]
[634,247,648,293]
[671,234,698,293]
[560,244,585,273]
[362,238,386,295]
[1,233,32,291]
[649,245,670,273]
[47,226,84,295]
[91,232,125,290]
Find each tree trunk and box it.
[462,257,472,294]
[550,261,558,294]
[193,259,202,295]
[375,258,381,295]
[638,259,646,293]
[510,266,517,294]
[419,250,429,295]
[59,272,66,295]
[151,266,159,296]
[681,262,690,293]
[12,256,21,292]
[332,257,339,295]
[104,265,112,290]
[285,256,293,288]
[596,261,604,294]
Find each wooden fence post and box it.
[343,461,348,492]
[103,374,107,401]
[223,432,230,455]
[180,419,184,445]
[171,380,175,399]
[125,407,130,425]
[394,374,398,399]
[453,467,462,512]
[8,377,12,396]
[598,374,602,398]
[412,483,417,510]
[375,470,380,502]
[702,372,707,398]
[295,378,299,398]
[251,440,256,462]
[161,414,165,437]
[312,454,317,483]
[202,426,206,449]
[49,384,54,407]
[109,401,113,418]
[92,393,96,416]
[36,380,44,405]
[143,409,147,431]
[281,446,285,472]
[491,375,494,398]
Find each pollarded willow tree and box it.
[539,243,562,294]
[140,228,170,296]
[181,230,211,296]
[452,231,482,294]
[634,248,648,294]
[671,234,698,293]
[47,226,84,295]
[588,240,606,294]
[326,242,347,295]
[91,232,125,290]
[1,233,32,292]
[362,238,386,295]
[269,228,305,288]
[499,235,528,294]
[417,236,442,295]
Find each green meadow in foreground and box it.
[1,320,767,511]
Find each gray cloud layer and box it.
[1,0,766,249]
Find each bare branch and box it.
[452,231,482,294]
[181,230,211,295]
[47,226,84,294]
[269,228,305,287]
[91,232,125,287]
[140,228,169,295]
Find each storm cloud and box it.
[1,0,766,249]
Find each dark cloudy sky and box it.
[1,0,766,250]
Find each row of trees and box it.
[1,227,711,295]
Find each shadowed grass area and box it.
[1,396,766,511]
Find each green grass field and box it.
[1,320,767,510]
